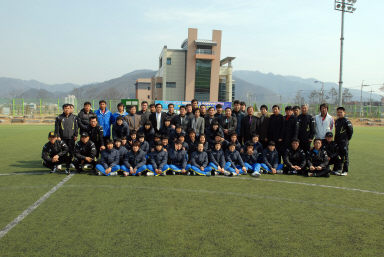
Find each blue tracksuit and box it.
[112,111,128,124]
[225,150,246,174]
[209,149,226,173]
[95,148,120,175]
[190,151,211,176]
[95,108,113,138]
[168,148,189,172]
[261,149,283,173]
[121,149,147,175]
[147,149,169,175]
[242,151,261,173]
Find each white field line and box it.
[0,174,74,240]
[63,184,383,214]
[0,172,49,176]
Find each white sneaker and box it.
[340,172,348,176]
[109,171,118,176]
[69,163,76,170]
[333,170,342,176]
[57,164,63,171]
[96,171,102,176]
[146,172,155,176]
[251,171,261,177]
[223,171,231,176]
[83,164,93,171]
[276,169,283,174]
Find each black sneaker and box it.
[50,166,57,173]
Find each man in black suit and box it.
[240,106,258,144]
[172,105,190,132]
[149,103,167,133]
[219,107,237,141]
[258,104,269,148]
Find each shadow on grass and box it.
[10,160,47,173]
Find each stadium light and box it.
[334,0,357,106]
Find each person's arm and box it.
[149,153,157,170]
[54,117,60,136]
[209,152,219,167]
[112,125,117,140]
[110,151,119,168]
[73,116,79,138]
[226,152,236,169]
[190,152,198,167]
[158,151,167,170]
[77,115,87,131]
[282,149,293,168]
[346,120,353,141]
[181,151,187,170]
[99,153,108,169]
[299,150,307,169]
[319,151,329,168]
[293,117,299,139]
[57,141,68,157]
[202,152,209,167]
[263,152,273,170]
[136,152,147,167]
[74,143,85,160]
[200,118,205,135]
[309,116,315,140]
[219,153,226,168]
[90,143,97,159]
[41,145,52,162]
[98,127,105,146]
[123,152,131,169]
[237,152,245,167]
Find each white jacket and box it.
[314,113,334,139]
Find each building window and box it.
[166,82,176,88]
[159,58,162,68]
[147,87,150,90]
[167,58,172,65]
[218,82,227,102]
[156,83,162,88]
[147,95,150,99]
[195,59,211,101]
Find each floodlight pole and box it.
[338,1,345,107]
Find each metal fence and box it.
[0,98,382,118]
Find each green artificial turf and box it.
[0,125,383,257]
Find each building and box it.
[136,28,235,103]
[64,95,76,105]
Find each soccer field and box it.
[0,125,383,257]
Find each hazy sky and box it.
[0,0,383,93]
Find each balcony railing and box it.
[195,49,214,55]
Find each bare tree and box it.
[328,88,338,104]
[342,88,353,104]
[293,91,305,105]
[308,90,320,104]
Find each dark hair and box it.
[149,103,156,108]
[175,125,182,129]
[225,107,231,111]
[168,103,174,108]
[228,143,236,148]
[200,104,206,108]
[191,99,198,104]
[137,133,145,138]
[268,141,276,146]
[84,101,91,106]
[186,104,192,108]
[215,104,222,109]
[208,107,214,111]
[285,106,292,111]
[121,136,127,140]
[155,103,162,108]
[293,106,300,110]
[240,101,246,106]
[89,116,97,121]
[165,117,172,122]
[230,132,237,137]
[247,106,254,111]
[116,116,124,121]
[214,141,222,146]
[291,138,300,143]
[175,139,182,145]
[260,104,268,111]
[99,100,107,105]
[188,129,196,135]
[314,138,322,143]
[162,135,169,140]
[62,104,71,109]
[117,103,124,108]
[145,121,152,126]
[179,105,186,110]
[233,100,240,105]
[319,103,328,111]
[193,108,200,114]
[130,130,137,135]
[272,105,280,110]
[141,101,148,105]
[337,106,345,111]
[130,105,136,110]
[105,139,113,145]
[114,138,122,143]
[132,141,141,147]
[251,133,260,138]
[154,133,162,138]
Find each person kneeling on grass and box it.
[241,142,262,177]
[307,138,330,177]
[95,139,120,176]
[282,138,306,175]
[190,143,212,176]
[225,143,247,176]
[261,141,283,174]
[322,132,342,175]
[73,132,97,173]
[146,141,169,176]
[209,142,228,176]
[42,131,68,173]
[121,141,147,177]
[168,140,190,175]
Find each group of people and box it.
[42,99,353,177]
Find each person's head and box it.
[228,143,236,152]
[197,142,204,152]
[48,132,57,144]
[200,104,206,115]
[175,125,182,133]
[164,117,171,127]
[251,134,259,143]
[132,141,140,152]
[129,105,137,114]
[325,132,333,142]
[155,103,162,113]
[198,134,206,143]
[188,130,196,140]
[337,106,346,118]
[260,105,268,115]
[314,138,322,150]
[191,99,198,109]
[233,100,241,111]
[62,104,71,115]
[193,108,200,117]
[214,135,222,142]
[130,130,137,140]
[89,116,98,127]
[246,143,254,154]
[186,104,193,113]
[208,107,215,116]
[301,104,309,115]
[267,141,276,151]
[155,141,163,151]
[214,142,222,151]
[117,103,125,113]
[216,104,223,114]
[144,121,152,130]
[80,132,90,144]
[106,139,114,150]
[84,102,92,112]
[150,104,156,113]
[247,106,254,116]
[293,106,300,116]
[285,106,293,116]
[137,133,145,142]
[116,116,124,126]
[179,106,186,115]
[272,105,280,115]
[230,133,237,142]
[141,101,148,111]
[173,140,181,150]
[162,136,169,145]
[69,104,74,114]
[212,120,219,130]
[178,134,185,143]
[225,107,232,117]
[99,100,107,110]
[240,102,246,112]
[114,138,122,148]
[168,103,174,113]
[291,138,300,150]
[320,103,328,116]
[154,133,161,142]
[121,136,127,145]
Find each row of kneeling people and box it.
[42,130,345,177]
